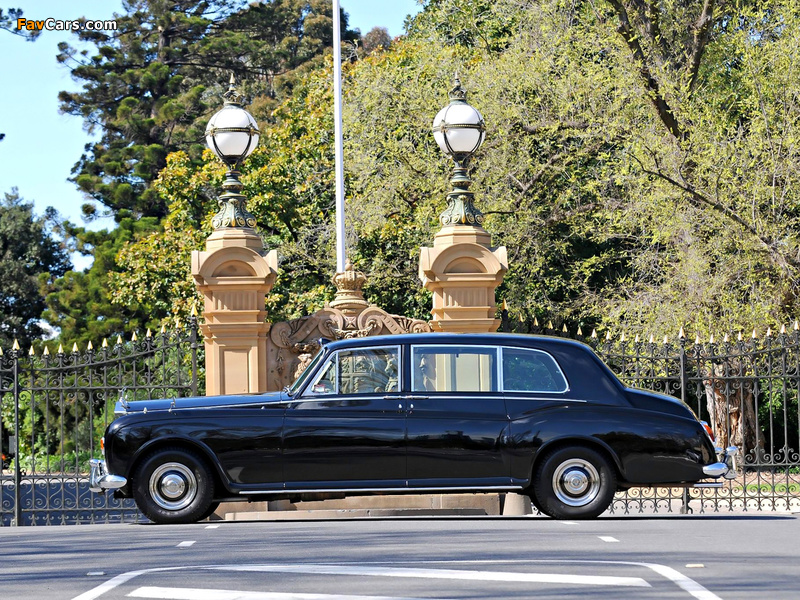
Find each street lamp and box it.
[205,74,261,229]
[432,74,486,227]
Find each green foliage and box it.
[0,190,71,349]
[108,0,800,342]
[42,217,160,347]
[58,0,358,221]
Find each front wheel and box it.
[532,446,616,519]
[133,447,215,524]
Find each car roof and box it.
[324,332,594,353]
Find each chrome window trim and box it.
[301,344,402,398]
[410,344,501,393]
[500,346,570,394]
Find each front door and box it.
[282,345,406,490]
[405,344,511,489]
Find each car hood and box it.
[114,390,288,415]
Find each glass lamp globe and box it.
[432,76,485,159]
[205,76,260,167]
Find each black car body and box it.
[90,333,736,523]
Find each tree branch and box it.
[687,0,717,93]
[631,154,800,273]
[606,0,685,141]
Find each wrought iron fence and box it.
[501,312,800,514]
[0,319,202,525]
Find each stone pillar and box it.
[192,227,278,396]
[419,224,507,333]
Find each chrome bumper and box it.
[702,446,738,479]
[89,459,127,493]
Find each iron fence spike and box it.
[663,335,668,344]
[678,326,686,339]
[795,319,799,330]
[87,341,93,351]
[752,328,758,339]
[562,324,568,333]
[635,334,640,343]
[547,320,554,329]
[605,331,612,341]
[29,346,35,356]
[58,343,64,354]
[780,324,786,334]
[620,331,626,342]
[102,338,108,348]
[72,342,79,353]
[146,328,152,338]
[738,331,743,341]
[724,333,729,342]
[12,339,20,351]
[649,334,654,343]
[695,334,701,345]
[766,327,772,337]
[533,317,539,327]
[591,329,597,338]
[577,326,583,336]
[709,333,715,343]
[191,303,199,317]
[132,331,138,342]
[116,335,123,345]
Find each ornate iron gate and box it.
[501,314,800,513]
[0,319,201,525]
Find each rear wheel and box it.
[532,446,616,519]
[133,447,215,524]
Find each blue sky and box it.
[0,1,422,270]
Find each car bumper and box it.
[89,459,127,493]
[702,446,738,479]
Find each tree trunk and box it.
[702,361,764,463]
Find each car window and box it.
[411,346,498,392]
[501,347,568,392]
[306,346,400,396]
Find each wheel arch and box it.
[128,436,231,498]
[531,436,624,486]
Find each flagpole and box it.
[332,0,347,272]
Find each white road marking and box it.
[70,559,724,600]
[559,521,579,525]
[176,541,196,548]
[127,586,441,600]
[219,564,649,587]
[598,536,619,543]
[686,564,705,568]
[206,525,221,529]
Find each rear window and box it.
[501,348,568,393]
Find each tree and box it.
[0,7,41,41]
[362,26,392,53]
[0,190,71,349]
[41,217,160,348]
[57,0,358,221]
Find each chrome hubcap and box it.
[149,462,197,511]
[552,459,600,507]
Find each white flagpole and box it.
[332,0,347,272]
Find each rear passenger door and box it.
[405,344,512,489]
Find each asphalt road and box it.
[1,513,797,600]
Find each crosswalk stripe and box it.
[128,587,443,600]
[215,564,650,587]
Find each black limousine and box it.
[90,333,736,523]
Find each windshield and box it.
[287,347,327,395]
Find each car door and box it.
[405,344,512,489]
[282,344,407,490]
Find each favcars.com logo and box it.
[16,18,118,32]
